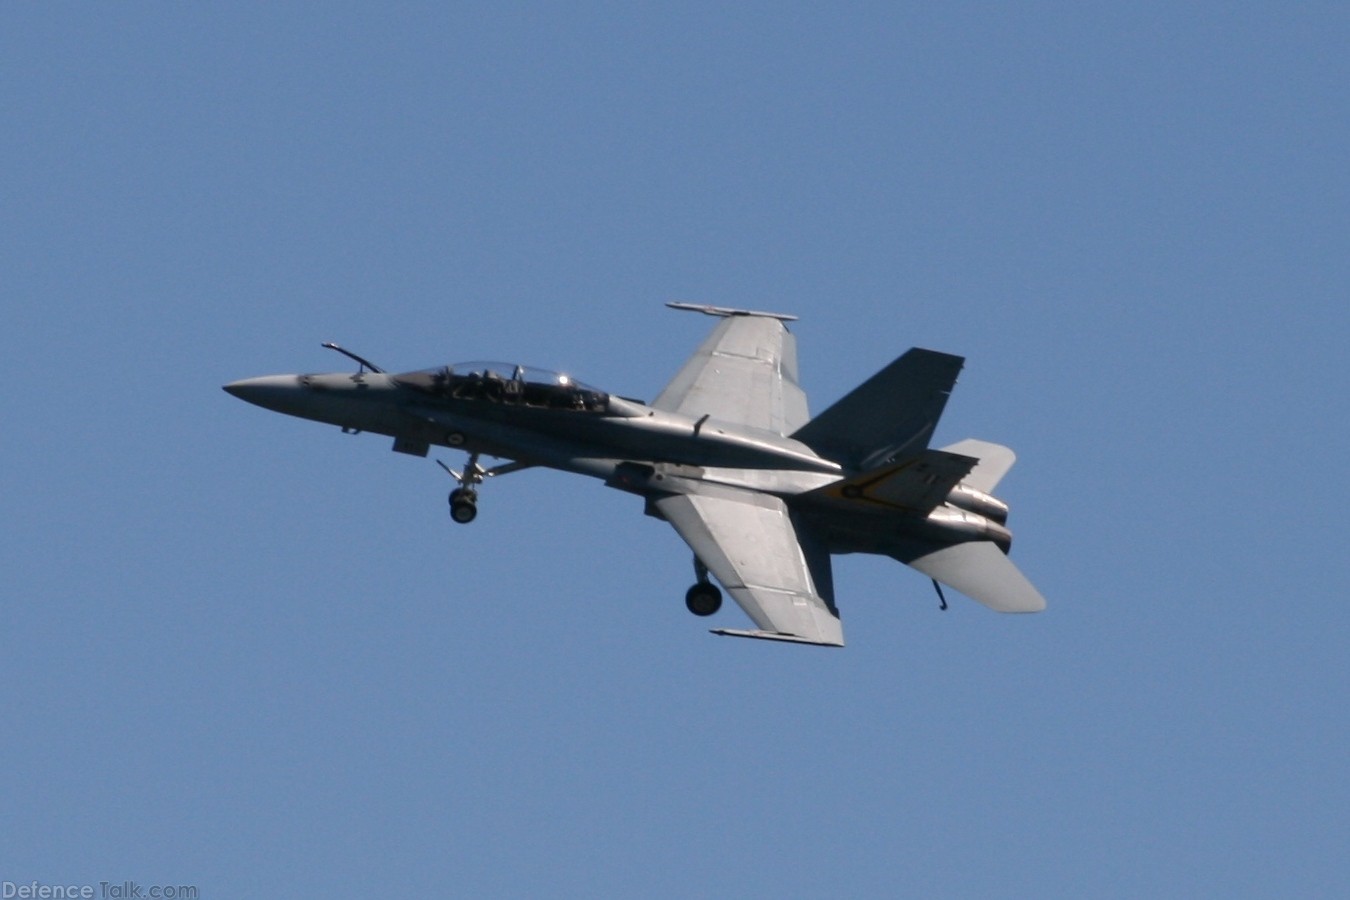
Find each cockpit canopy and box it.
[397,361,609,412]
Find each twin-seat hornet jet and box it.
[224,303,1045,646]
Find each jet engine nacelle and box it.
[944,484,1009,525]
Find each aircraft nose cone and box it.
[223,375,305,412]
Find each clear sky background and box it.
[3,3,1347,898]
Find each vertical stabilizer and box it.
[790,348,964,469]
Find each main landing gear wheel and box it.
[685,583,723,617]
[448,488,478,524]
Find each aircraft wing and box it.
[653,490,844,646]
[653,310,809,435]
[902,541,1047,613]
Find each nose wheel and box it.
[449,488,479,523]
[435,454,534,525]
[438,455,487,525]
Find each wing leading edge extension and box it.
[652,490,843,646]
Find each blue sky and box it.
[3,3,1347,897]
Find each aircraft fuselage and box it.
[224,370,837,474]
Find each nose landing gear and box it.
[435,454,534,525]
[449,487,479,523]
[438,455,486,524]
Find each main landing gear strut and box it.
[436,451,532,525]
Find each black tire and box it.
[685,583,722,617]
[450,499,478,524]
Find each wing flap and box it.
[904,541,1046,613]
[653,491,844,646]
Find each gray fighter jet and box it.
[224,303,1045,647]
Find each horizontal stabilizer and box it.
[791,348,964,469]
[803,449,978,514]
[904,541,1046,613]
[938,439,1016,493]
